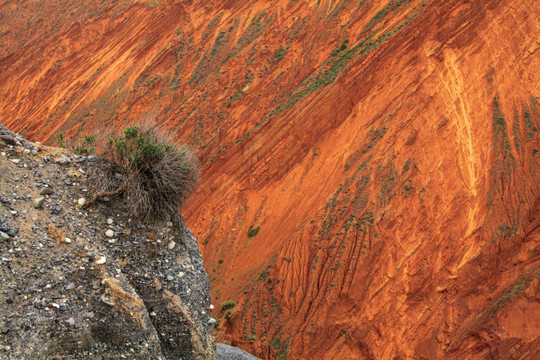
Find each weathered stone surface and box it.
[217,344,261,360]
[0,124,216,359]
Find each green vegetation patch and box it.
[487,96,517,207]
[247,225,260,237]
[276,338,291,360]
[524,108,538,140]
[229,12,274,59]
[274,45,288,63]
[221,300,236,310]
[73,135,96,156]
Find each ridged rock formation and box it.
[1,0,539,359]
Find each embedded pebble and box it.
[10,159,21,164]
[65,317,76,326]
[77,197,86,206]
[105,230,114,238]
[0,223,10,233]
[207,318,216,325]
[0,231,9,241]
[167,275,174,281]
[55,157,71,165]
[107,218,113,225]
[100,294,115,307]
[95,255,106,265]
[39,188,54,196]
[51,204,62,214]
[32,197,45,208]
[168,241,176,250]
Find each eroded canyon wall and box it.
[1,0,539,358]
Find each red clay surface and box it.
[1,0,539,358]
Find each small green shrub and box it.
[73,135,96,156]
[57,131,96,155]
[270,336,282,350]
[247,225,260,237]
[107,126,175,168]
[221,300,236,310]
[57,131,66,148]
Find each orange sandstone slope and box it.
[1,0,540,359]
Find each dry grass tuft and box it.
[86,125,200,223]
[124,145,199,222]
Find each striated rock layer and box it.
[1,0,539,359]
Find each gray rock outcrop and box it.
[217,343,262,360]
[0,124,215,359]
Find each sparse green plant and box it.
[221,300,236,311]
[247,225,260,237]
[339,39,349,51]
[73,135,96,156]
[18,126,27,137]
[270,336,282,350]
[276,338,291,360]
[404,180,412,191]
[57,131,66,148]
[274,45,288,62]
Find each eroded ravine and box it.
[1,0,539,359]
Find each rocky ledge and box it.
[0,123,216,359]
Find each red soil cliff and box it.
[1,0,539,358]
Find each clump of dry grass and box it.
[86,125,200,223]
